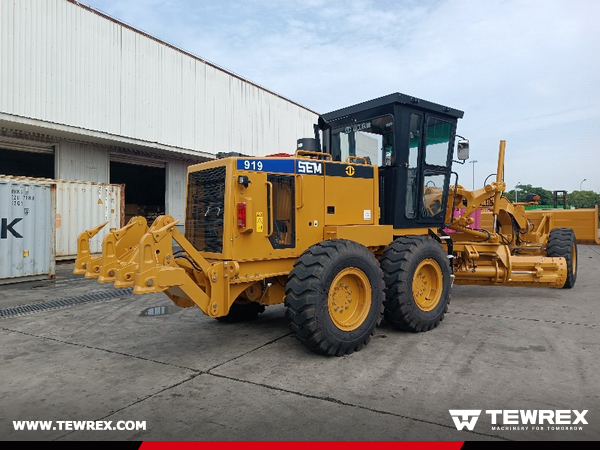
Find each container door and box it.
[0,180,54,282]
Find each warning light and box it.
[237,202,247,228]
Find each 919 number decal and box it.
[243,160,264,171]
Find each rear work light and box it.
[237,202,247,228]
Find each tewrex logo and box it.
[449,410,481,431]
[450,409,588,431]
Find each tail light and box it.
[237,202,247,228]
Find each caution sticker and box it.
[256,212,264,233]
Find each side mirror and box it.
[457,139,470,161]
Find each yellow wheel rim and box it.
[328,268,372,332]
[412,259,443,312]
[572,244,577,274]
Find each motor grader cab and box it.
[318,93,464,232]
[74,93,591,356]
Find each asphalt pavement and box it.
[1,245,599,441]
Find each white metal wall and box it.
[56,141,110,183]
[0,0,318,157]
[356,133,380,165]
[165,160,188,226]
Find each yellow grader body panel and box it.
[184,156,385,262]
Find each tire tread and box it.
[285,239,384,356]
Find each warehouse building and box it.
[0,0,318,227]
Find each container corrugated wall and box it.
[0,0,318,157]
[55,181,123,258]
[0,178,56,283]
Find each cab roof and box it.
[320,92,464,125]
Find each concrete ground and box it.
[0,246,599,442]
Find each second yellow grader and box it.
[74,93,599,355]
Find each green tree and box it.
[566,190,600,209]
[504,189,517,202]
[480,181,599,212]
[505,184,553,205]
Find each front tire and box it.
[547,228,577,289]
[381,236,452,332]
[285,239,384,356]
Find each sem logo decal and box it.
[296,160,323,175]
[345,166,355,176]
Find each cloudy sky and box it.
[83,0,600,194]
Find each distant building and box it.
[0,0,318,225]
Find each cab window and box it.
[425,118,452,167]
[330,115,393,166]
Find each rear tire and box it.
[381,236,452,332]
[285,239,384,356]
[547,228,577,289]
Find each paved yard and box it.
[1,245,599,441]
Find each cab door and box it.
[396,112,455,229]
[417,115,455,226]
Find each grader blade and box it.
[523,206,600,245]
[480,206,599,245]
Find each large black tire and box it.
[285,239,385,356]
[547,228,577,289]
[381,236,452,332]
[216,301,265,323]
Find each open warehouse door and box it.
[0,142,55,178]
[109,153,166,226]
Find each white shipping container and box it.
[0,178,56,283]
[55,180,124,258]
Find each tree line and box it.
[502,184,600,209]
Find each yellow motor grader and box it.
[74,93,598,356]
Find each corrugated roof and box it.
[66,0,319,115]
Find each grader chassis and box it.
[74,93,593,356]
